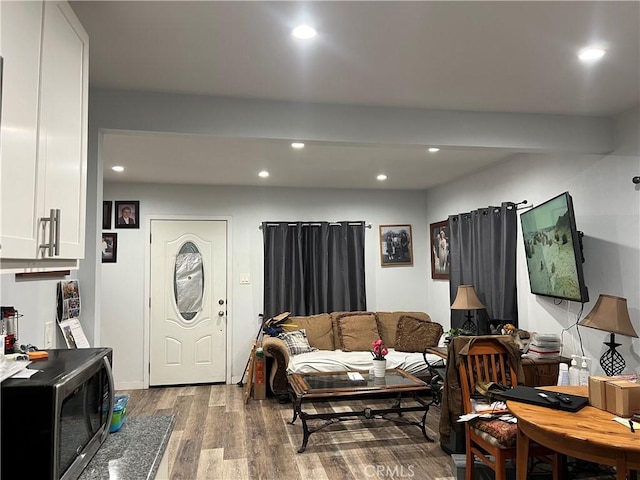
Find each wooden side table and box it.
[521,356,571,387]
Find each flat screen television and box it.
[520,192,589,303]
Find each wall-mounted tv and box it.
[520,192,589,303]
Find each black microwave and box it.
[1,348,114,479]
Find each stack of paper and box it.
[613,417,640,433]
[528,333,561,359]
[0,359,32,383]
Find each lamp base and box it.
[461,311,477,335]
[600,332,625,377]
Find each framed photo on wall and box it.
[115,201,139,229]
[430,220,450,279]
[102,201,112,230]
[102,233,118,263]
[379,224,413,266]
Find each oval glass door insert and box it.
[173,241,204,321]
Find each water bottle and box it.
[569,355,580,386]
[557,362,570,386]
[579,356,590,386]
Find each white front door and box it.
[150,220,227,386]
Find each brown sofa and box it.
[262,311,444,398]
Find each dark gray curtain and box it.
[449,203,518,334]
[263,221,366,319]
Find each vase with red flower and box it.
[371,339,388,378]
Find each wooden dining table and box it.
[507,385,640,480]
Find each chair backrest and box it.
[457,337,519,414]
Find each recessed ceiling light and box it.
[377,174,388,181]
[291,142,305,149]
[258,170,270,178]
[428,147,440,153]
[292,25,317,40]
[112,166,124,172]
[578,46,606,62]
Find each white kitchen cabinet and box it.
[0,0,43,258]
[38,1,89,259]
[0,1,88,266]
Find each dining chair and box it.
[457,337,560,480]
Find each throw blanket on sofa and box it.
[287,348,445,377]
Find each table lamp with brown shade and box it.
[451,285,485,335]
[579,294,638,376]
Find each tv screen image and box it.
[520,192,589,303]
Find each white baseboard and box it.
[116,379,238,390]
[115,380,145,391]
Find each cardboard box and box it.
[588,375,610,410]
[605,380,640,417]
[253,348,266,400]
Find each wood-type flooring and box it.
[119,384,455,480]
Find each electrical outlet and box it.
[44,322,54,349]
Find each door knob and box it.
[218,311,225,316]
[218,299,225,305]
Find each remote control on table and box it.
[554,392,572,404]
[538,392,560,405]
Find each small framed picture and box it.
[379,224,413,266]
[102,201,112,230]
[102,233,118,263]
[430,220,450,279]
[115,201,139,229]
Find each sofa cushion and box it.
[376,311,432,348]
[395,315,443,352]
[288,313,334,350]
[330,311,369,350]
[277,329,318,356]
[335,312,380,352]
[287,348,446,376]
[330,311,352,350]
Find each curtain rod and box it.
[453,200,530,218]
[259,222,372,229]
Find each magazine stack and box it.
[528,332,561,360]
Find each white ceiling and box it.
[101,132,518,189]
[70,1,640,189]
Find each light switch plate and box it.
[239,274,250,285]
[44,321,54,349]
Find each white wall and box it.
[426,109,640,375]
[102,183,431,388]
[0,273,77,349]
[90,89,613,154]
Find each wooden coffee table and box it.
[287,369,434,453]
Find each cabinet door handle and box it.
[40,209,56,257]
[39,209,61,257]
[53,209,60,256]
